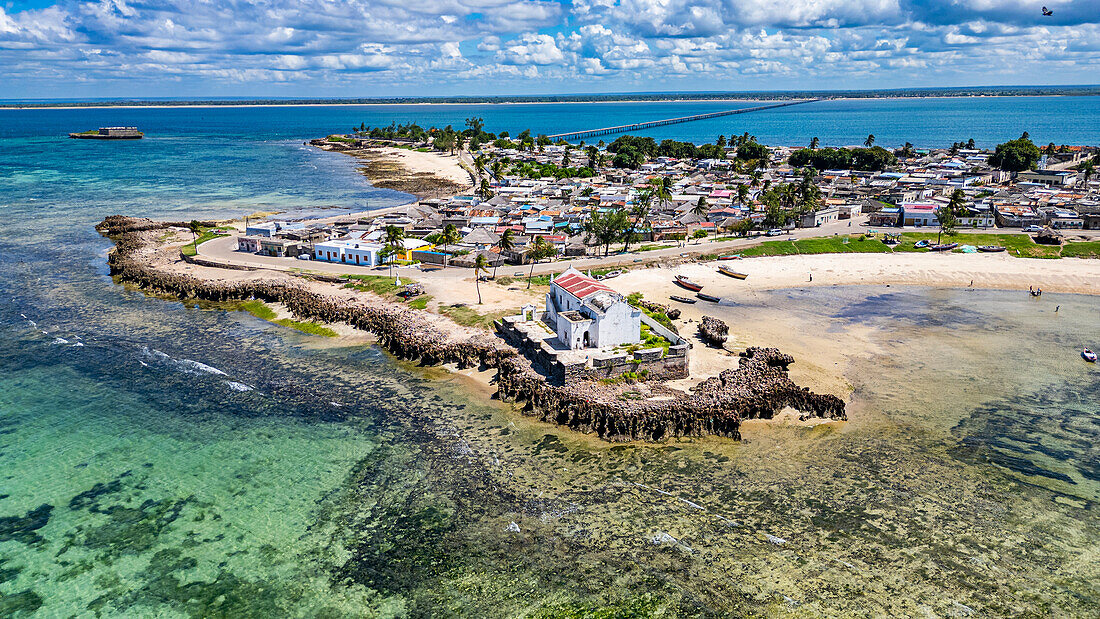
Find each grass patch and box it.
[341,274,411,296]
[1061,241,1100,259]
[636,244,676,252]
[740,240,799,256]
[407,295,432,310]
[895,232,1062,258]
[438,304,510,330]
[238,300,337,337]
[181,228,228,256]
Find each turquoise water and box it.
[2,96,1100,148]
[1,106,1098,616]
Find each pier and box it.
[547,99,820,141]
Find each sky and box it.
[2,0,1099,99]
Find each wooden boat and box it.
[669,295,697,304]
[717,266,748,280]
[717,254,742,260]
[597,269,623,280]
[913,239,930,249]
[696,292,721,303]
[1083,348,1097,363]
[674,275,703,292]
[978,245,1006,252]
[930,243,958,251]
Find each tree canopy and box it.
[988,136,1041,171]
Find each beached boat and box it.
[930,243,958,251]
[717,254,742,260]
[597,270,623,280]
[978,245,1006,252]
[1084,348,1097,363]
[696,292,721,303]
[913,239,930,249]
[669,295,697,304]
[717,266,748,279]
[674,275,703,292]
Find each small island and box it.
[69,126,144,139]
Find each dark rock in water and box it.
[0,589,43,616]
[698,316,728,347]
[98,216,846,443]
[0,503,54,545]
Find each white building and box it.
[545,268,641,350]
[313,239,384,266]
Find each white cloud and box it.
[0,0,1098,96]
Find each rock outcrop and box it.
[98,216,847,443]
[698,316,729,347]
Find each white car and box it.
[766,228,784,236]
[296,253,312,260]
[1023,225,1043,233]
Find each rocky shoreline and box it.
[97,216,846,442]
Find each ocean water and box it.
[1,106,1098,616]
[3,95,1100,149]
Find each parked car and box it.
[1023,225,1044,232]
[296,253,312,260]
[766,228,784,236]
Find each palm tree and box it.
[440,223,460,267]
[689,196,709,241]
[864,134,875,148]
[736,183,750,206]
[383,225,405,277]
[1079,160,1095,186]
[623,189,652,252]
[490,159,505,181]
[526,236,555,289]
[478,178,493,200]
[810,137,819,150]
[937,189,965,244]
[650,176,674,212]
[494,228,515,280]
[188,220,203,247]
[473,254,490,304]
[473,154,487,178]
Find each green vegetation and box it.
[788,146,898,171]
[989,134,1041,171]
[734,232,1092,260]
[180,227,228,256]
[341,274,410,296]
[599,370,650,385]
[1061,241,1100,259]
[438,304,510,330]
[325,134,358,144]
[238,300,337,337]
[407,295,432,310]
[894,232,1061,258]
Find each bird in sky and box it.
[1042,6,1053,16]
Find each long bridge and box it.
[546,99,820,142]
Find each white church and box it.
[544,267,642,350]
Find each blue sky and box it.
[2,0,1099,99]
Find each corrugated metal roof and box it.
[553,271,612,300]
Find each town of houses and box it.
[239,134,1100,268]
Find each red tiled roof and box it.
[553,271,613,300]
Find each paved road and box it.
[199,216,867,278]
[197,215,1096,282]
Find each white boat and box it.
[1084,348,1097,363]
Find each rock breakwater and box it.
[98,216,846,442]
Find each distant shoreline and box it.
[3,87,1098,110]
